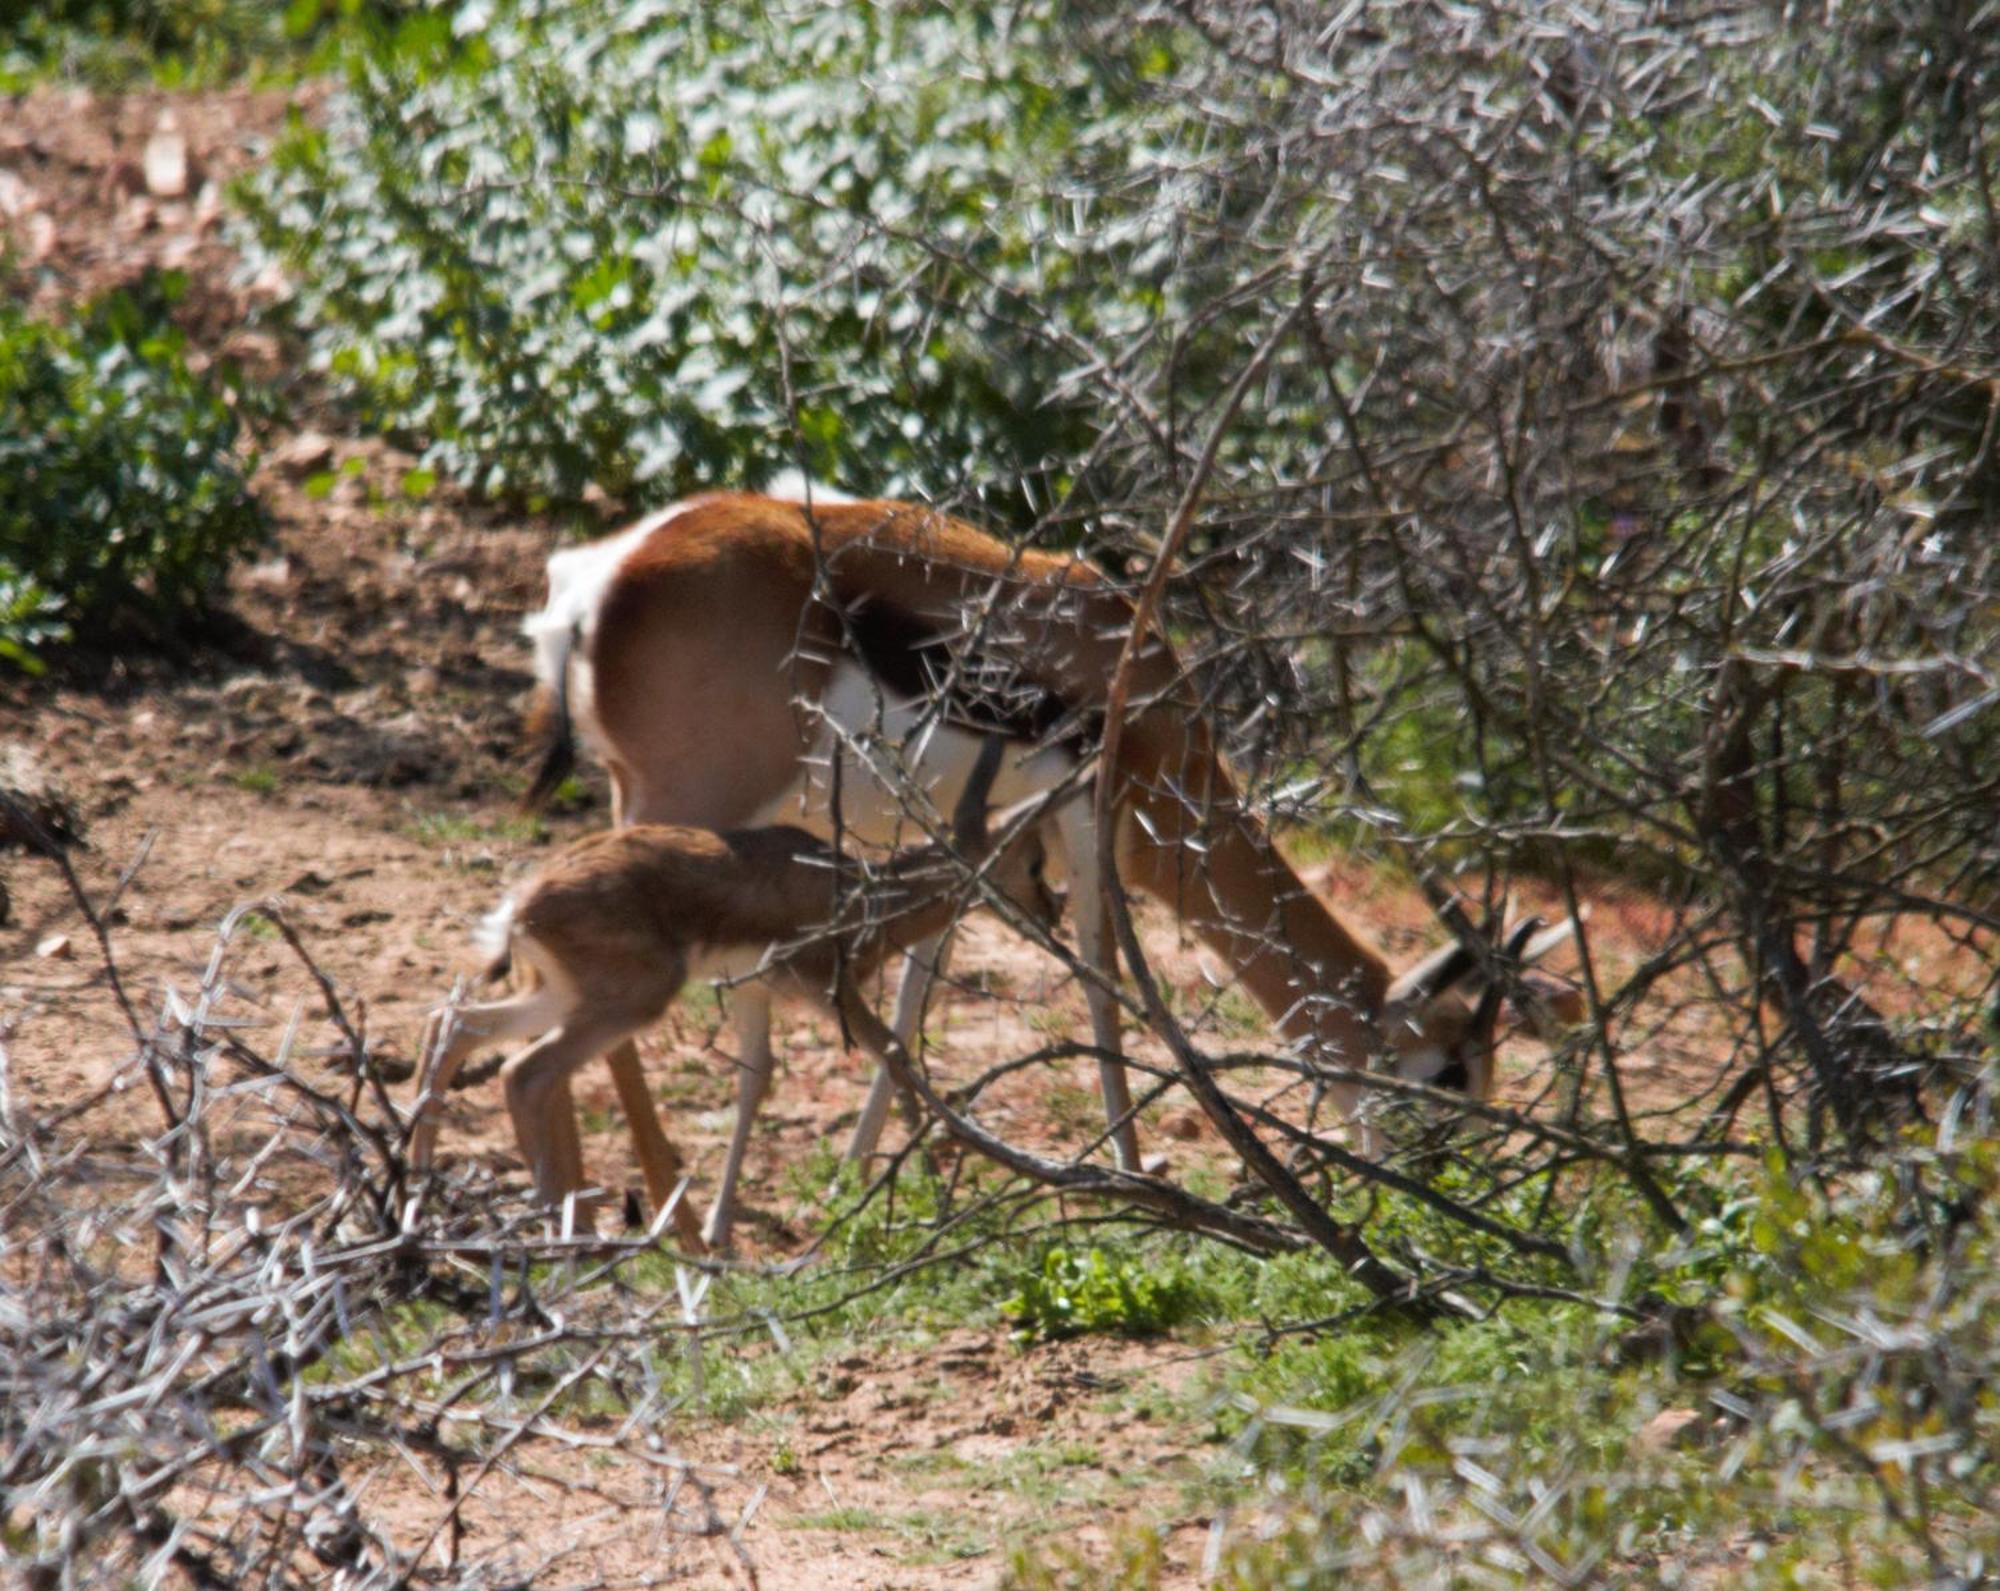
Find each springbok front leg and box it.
[1056,798,1141,1171]
[844,930,951,1165]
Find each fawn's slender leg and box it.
[410,985,565,1174]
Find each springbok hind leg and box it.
[500,1011,652,1222]
[409,984,564,1177]
[604,1038,708,1252]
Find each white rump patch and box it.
[765,470,858,504]
[522,481,861,703]
[525,502,701,694]
[471,894,518,965]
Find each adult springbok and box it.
[519,488,1567,1209]
[411,738,1064,1249]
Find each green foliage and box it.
[1003,1245,1199,1342]
[1185,1149,2000,1585]
[0,275,268,666]
[235,0,1175,511]
[0,0,417,88]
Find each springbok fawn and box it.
[411,738,1064,1250]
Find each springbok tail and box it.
[522,621,579,813]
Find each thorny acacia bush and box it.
[0,273,268,667]
[0,890,763,1587]
[27,0,2000,1579]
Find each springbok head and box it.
[1379,912,1579,1103]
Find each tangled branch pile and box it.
[1,885,763,1587]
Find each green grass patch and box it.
[405,810,549,849]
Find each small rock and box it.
[1,742,85,851]
[23,212,56,263]
[1159,1108,1205,1142]
[116,195,157,235]
[223,330,281,365]
[143,112,191,198]
[271,431,336,479]
[220,674,270,704]
[36,934,71,960]
[247,258,291,299]
[0,168,37,218]
[1636,1408,1707,1453]
[159,230,200,271]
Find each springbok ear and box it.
[1470,915,1544,1041]
[1385,938,1480,1009]
[1518,913,1580,964]
[1501,915,1545,962]
[1389,907,1583,1014]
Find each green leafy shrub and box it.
[236,0,1172,511]
[1004,1245,1199,1342]
[0,275,267,667]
